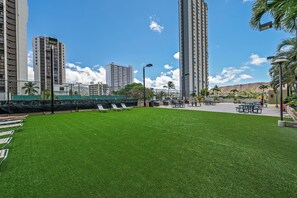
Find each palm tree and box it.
[274,38,297,94]
[22,82,39,95]
[259,84,269,105]
[163,81,175,97]
[271,80,279,107]
[157,91,166,100]
[250,0,297,33]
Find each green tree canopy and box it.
[250,0,297,33]
[113,83,154,99]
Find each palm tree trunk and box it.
[292,77,297,94]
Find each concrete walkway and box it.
[158,103,291,118]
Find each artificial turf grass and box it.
[0,108,296,197]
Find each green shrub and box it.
[288,99,297,110]
[284,94,297,104]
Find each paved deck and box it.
[158,103,290,118]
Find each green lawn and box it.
[0,108,297,197]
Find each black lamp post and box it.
[182,73,189,100]
[143,64,153,107]
[272,58,288,121]
[48,37,58,114]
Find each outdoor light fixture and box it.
[48,37,58,114]
[272,57,288,122]
[143,64,153,107]
[259,21,273,31]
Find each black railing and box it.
[0,99,138,114]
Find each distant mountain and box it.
[219,82,271,93]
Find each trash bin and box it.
[149,101,154,107]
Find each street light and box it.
[77,82,82,95]
[48,37,58,114]
[272,57,288,121]
[182,73,189,100]
[143,64,153,107]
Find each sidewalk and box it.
[158,103,290,118]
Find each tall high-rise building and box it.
[0,0,28,98]
[33,37,66,92]
[179,0,208,99]
[106,63,133,93]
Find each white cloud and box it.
[27,50,33,67]
[209,67,253,87]
[174,52,180,60]
[145,68,180,90]
[164,64,173,70]
[65,63,106,84]
[149,17,164,33]
[134,70,138,74]
[233,74,253,83]
[249,54,268,66]
[242,0,253,3]
[134,78,142,84]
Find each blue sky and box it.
[27,0,290,89]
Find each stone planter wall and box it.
[287,106,297,122]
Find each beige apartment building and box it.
[33,36,66,92]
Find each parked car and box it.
[149,100,160,107]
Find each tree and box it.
[200,88,209,97]
[274,38,297,94]
[163,81,175,97]
[211,85,221,96]
[230,89,238,98]
[113,83,154,100]
[259,84,269,104]
[41,89,51,100]
[156,91,166,100]
[22,82,39,95]
[250,0,297,33]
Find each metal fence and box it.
[0,80,137,114]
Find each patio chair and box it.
[121,103,133,110]
[97,104,109,112]
[0,137,12,149]
[0,149,9,166]
[0,130,15,137]
[0,123,23,130]
[0,120,23,125]
[111,103,123,111]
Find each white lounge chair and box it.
[0,137,12,148]
[111,104,123,111]
[0,130,15,137]
[97,104,109,112]
[0,123,23,130]
[0,149,9,165]
[0,115,28,121]
[0,120,23,125]
[121,103,133,110]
